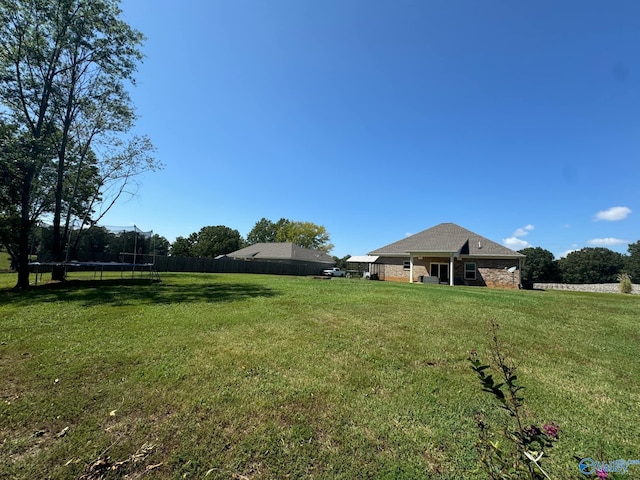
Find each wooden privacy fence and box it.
[72,252,327,276]
[159,255,329,276]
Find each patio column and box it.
[518,257,523,288]
[449,253,454,286]
[409,254,414,283]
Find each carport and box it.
[346,255,381,279]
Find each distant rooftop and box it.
[226,242,335,264]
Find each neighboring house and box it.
[226,242,334,272]
[367,223,526,288]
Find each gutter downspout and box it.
[449,253,454,286]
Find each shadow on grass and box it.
[0,277,277,307]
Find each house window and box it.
[403,261,411,270]
[465,262,476,280]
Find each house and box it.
[225,242,334,273]
[367,223,526,288]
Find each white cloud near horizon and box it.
[513,224,534,237]
[504,237,530,249]
[594,206,631,221]
[587,237,628,246]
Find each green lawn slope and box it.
[1,273,638,479]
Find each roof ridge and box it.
[368,223,524,257]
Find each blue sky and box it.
[101,0,640,259]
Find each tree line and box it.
[1,217,334,267]
[170,218,333,258]
[519,243,640,285]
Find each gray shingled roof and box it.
[227,243,335,264]
[368,223,525,258]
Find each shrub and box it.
[469,320,559,479]
[618,273,632,294]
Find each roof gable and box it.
[368,223,524,258]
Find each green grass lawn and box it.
[1,272,638,479]
[0,248,10,271]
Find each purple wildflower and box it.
[596,467,608,479]
[542,421,559,439]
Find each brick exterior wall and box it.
[376,256,520,288]
[469,258,520,288]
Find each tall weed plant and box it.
[469,319,559,479]
[618,273,632,294]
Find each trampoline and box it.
[29,261,160,285]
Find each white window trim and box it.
[464,262,476,280]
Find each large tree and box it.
[170,236,194,257]
[276,220,333,252]
[0,122,58,281]
[557,247,625,284]
[150,234,170,256]
[0,0,157,288]
[626,240,640,283]
[518,247,559,284]
[246,217,280,244]
[247,217,333,253]
[192,226,244,258]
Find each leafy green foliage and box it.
[150,234,171,256]
[169,226,245,258]
[557,247,625,284]
[246,217,280,244]
[276,220,333,252]
[26,225,169,261]
[626,241,640,284]
[333,255,352,270]
[191,225,244,258]
[518,247,559,284]
[247,217,334,252]
[170,236,194,257]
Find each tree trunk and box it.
[15,221,31,289]
[50,150,66,282]
[14,165,34,289]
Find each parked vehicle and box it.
[322,267,345,277]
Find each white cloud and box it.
[594,206,632,221]
[513,224,534,237]
[503,237,530,249]
[405,232,412,237]
[587,237,628,246]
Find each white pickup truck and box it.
[322,267,345,277]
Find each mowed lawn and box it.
[0,273,638,479]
